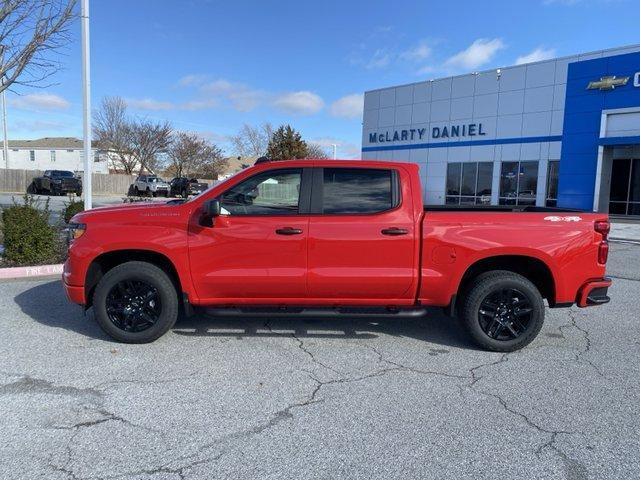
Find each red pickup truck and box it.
[63,160,611,351]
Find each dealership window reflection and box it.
[446,162,493,205]
[499,161,538,206]
[546,161,559,207]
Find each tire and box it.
[460,270,544,352]
[93,261,179,343]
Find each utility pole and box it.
[81,0,92,209]
[0,47,9,169]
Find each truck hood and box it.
[71,200,184,223]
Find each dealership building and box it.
[361,44,640,216]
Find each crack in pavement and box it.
[262,319,343,377]
[560,310,605,378]
[463,352,588,479]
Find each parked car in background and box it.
[30,170,82,196]
[133,175,169,197]
[169,177,209,198]
[64,159,611,351]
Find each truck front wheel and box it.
[93,261,179,343]
[461,271,544,352]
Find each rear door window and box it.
[319,168,397,214]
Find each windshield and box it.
[148,177,165,183]
[51,171,74,178]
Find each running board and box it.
[204,306,427,319]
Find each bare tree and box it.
[128,119,172,173]
[229,122,273,157]
[93,96,137,174]
[305,142,330,159]
[167,132,227,179]
[0,0,77,93]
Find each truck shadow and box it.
[173,312,471,349]
[15,280,472,350]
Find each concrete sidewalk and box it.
[610,221,640,243]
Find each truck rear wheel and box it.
[461,271,544,352]
[93,261,179,343]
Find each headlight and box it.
[66,223,86,244]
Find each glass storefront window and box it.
[546,161,559,207]
[609,158,640,216]
[499,161,539,206]
[446,162,493,205]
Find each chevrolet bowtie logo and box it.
[587,76,630,91]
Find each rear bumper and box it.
[577,277,612,307]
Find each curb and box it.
[0,263,63,280]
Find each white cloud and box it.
[312,137,361,159]
[401,41,432,62]
[445,38,505,70]
[272,91,324,115]
[13,119,69,132]
[177,74,209,87]
[329,94,364,119]
[126,98,175,111]
[515,47,557,65]
[543,0,582,4]
[366,49,392,69]
[199,79,265,112]
[10,93,70,111]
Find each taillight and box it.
[598,241,609,264]
[594,220,610,237]
[595,220,610,264]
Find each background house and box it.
[0,137,109,174]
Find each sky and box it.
[5,0,640,158]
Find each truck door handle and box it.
[275,227,303,235]
[381,227,409,236]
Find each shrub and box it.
[63,198,85,223]
[2,195,57,266]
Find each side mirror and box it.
[205,199,221,217]
[200,199,221,227]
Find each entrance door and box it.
[609,159,640,216]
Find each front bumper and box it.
[63,279,85,305]
[577,277,612,307]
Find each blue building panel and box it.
[558,51,640,211]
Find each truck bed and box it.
[424,205,583,213]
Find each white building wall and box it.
[362,44,640,205]
[1,148,109,173]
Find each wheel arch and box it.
[84,249,183,308]
[456,255,556,311]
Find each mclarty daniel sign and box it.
[369,122,487,144]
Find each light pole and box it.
[0,47,9,169]
[332,143,337,160]
[81,0,92,209]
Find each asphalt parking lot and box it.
[0,243,638,479]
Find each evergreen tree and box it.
[266,125,308,160]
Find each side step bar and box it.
[204,306,428,319]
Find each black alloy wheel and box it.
[105,280,161,333]
[461,270,544,352]
[478,288,533,341]
[93,261,179,343]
